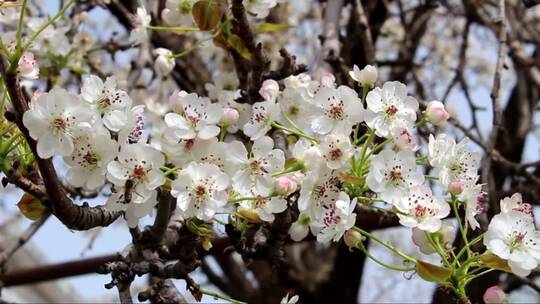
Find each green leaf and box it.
[17,193,47,221]
[254,22,291,34]
[416,260,452,283]
[192,0,224,31]
[227,34,252,60]
[479,253,511,272]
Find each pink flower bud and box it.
[259,79,279,101]
[275,176,297,195]
[17,52,39,80]
[344,229,364,249]
[153,48,175,76]
[169,90,188,113]
[483,286,506,304]
[221,107,239,126]
[425,101,450,126]
[448,180,464,195]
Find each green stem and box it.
[271,121,318,144]
[359,129,375,165]
[465,268,494,284]
[146,25,200,32]
[426,233,450,267]
[452,199,471,259]
[352,226,417,263]
[425,175,439,180]
[355,196,386,203]
[357,241,415,272]
[365,138,392,159]
[454,233,484,264]
[16,0,28,51]
[228,196,263,203]
[199,288,247,304]
[22,0,74,52]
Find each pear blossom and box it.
[164,93,222,140]
[349,64,378,87]
[500,193,532,216]
[483,286,506,304]
[394,185,450,232]
[243,100,280,140]
[118,105,146,144]
[205,72,242,104]
[428,134,480,190]
[17,52,39,79]
[289,213,311,241]
[237,194,287,222]
[80,75,132,132]
[298,167,341,215]
[161,0,194,26]
[217,99,251,133]
[366,149,424,204]
[107,143,165,199]
[106,188,158,228]
[153,48,175,76]
[425,101,450,126]
[226,136,285,196]
[311,86,364,135]
[171,162,230,220]
[484,210,540,277]
[23,88,94,158]
[259,79,280,102]
[292,139,323,171]
[365,81,418,138]
[243,0,278,18]
[311,192,357,243]
[319,134,353,169]
[412,222,456,255]
[129,7,151,45]
[220,107,240,128]
[457,177,486,230]
[65,132,118,190]
[278,84,313,131]
[391,125,418,151]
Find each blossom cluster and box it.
[20,47,540,280]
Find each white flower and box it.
[164,93,222,140]
[205,72,242,104]
[107,143,165,199]
[366,149,424,204]
[278,84,313,131]
[23,88,94,158]
[425,101,450,126]
[17,52,39,79]
[394,185,450,232]
[161,0,194,26]
[311,86,364,135]
[500,193,533,216]
[280,293,299,304]
[107,189,158,228]
[65,132,118,190]
[292,139,323,171]
[243,0,278,18]
[319,134,352,169]
[390,124,418,151]
[243,100,280,140]
[457,177,486,230]
[349,64,378,87]
[171,162,230,220]
[289,213,311,241]
[129,7,151,45]
[238,194,287,222]
[484,211,540,277]
[153,48,175,76]
[311,192,357,244]
[428,134,480,190]
[118,105,146,144]
[80,75,132,132]
[412,221,455,255]
[298,167,341,215]
[259,79,280,102]
[226,136,285,196]
[365,81,418,138]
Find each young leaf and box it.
[416,260,452,283]
[17,193,47,221]
[227,34,252,60]
[192,0,224,31]
[479,253,511,272]
[254,22,291,34]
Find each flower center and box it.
[194,184,207,197]
[82,151,98,166]
[178,0,192,14]
[131,164,147,181]
[323,204,341,226]
[50,117,68,134]
[249,160,262,173]
[386,105,398,116]
[329,148,343,161]
[388,170,402,183]
[255,198,269,207]
[328,101,345,120]
[510,232,526,250]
